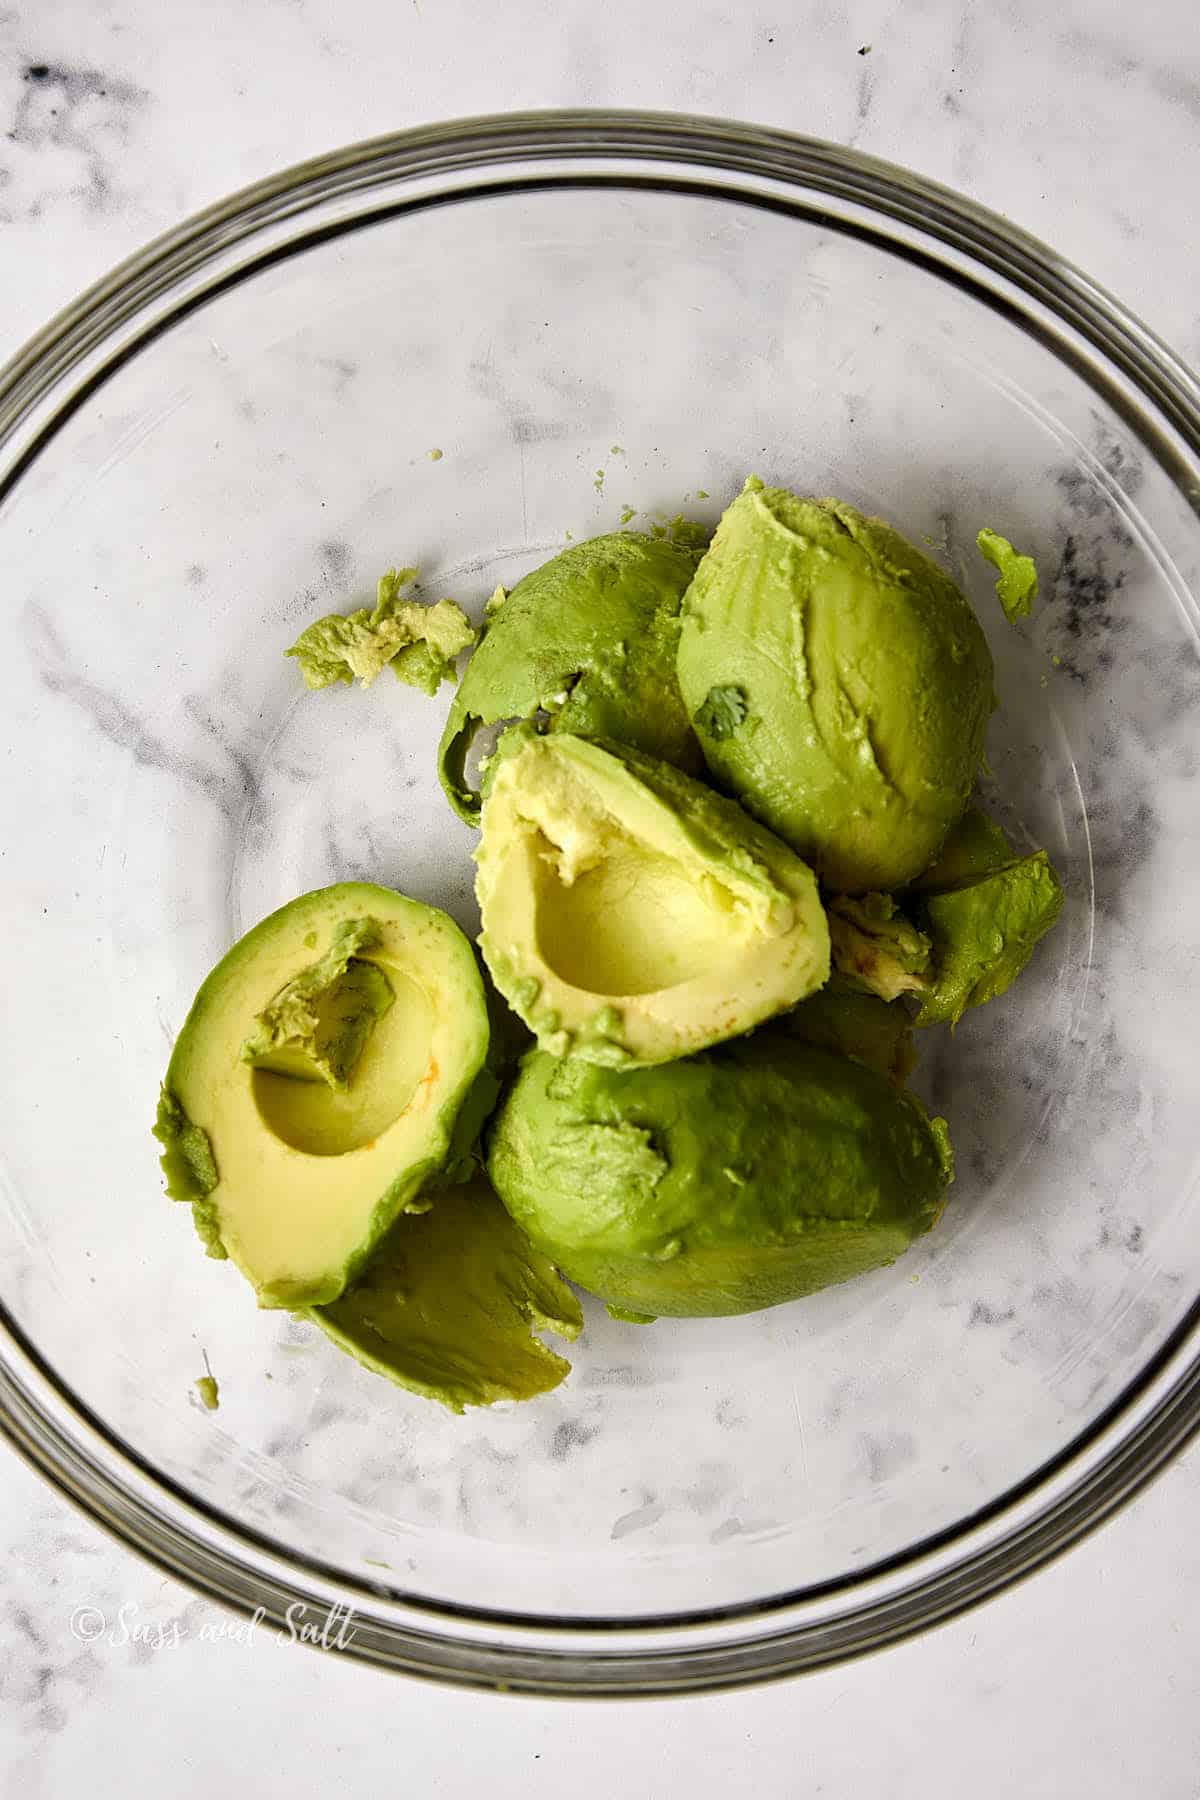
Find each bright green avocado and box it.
[310,1179,582,1412]
[488,1035,953,1318]
[909,804,1016,891]
[154,883,491,1308]
[676,478,995,893]
[475,727,830,1067]
[439,532,702,824]
[913,848,1064,1027]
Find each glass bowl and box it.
[1,112,1199,1696]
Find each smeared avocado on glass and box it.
[154,883,491,1307]
[676,478,995,893]
[475,726,830,1067]
[439,532,702,824]
[311,1179,582,1411]
[488,1035,953,1319]
[289,567,476,695]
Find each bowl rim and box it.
[1,108,1198,1695]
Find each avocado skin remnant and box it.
[489,1034,953,1319]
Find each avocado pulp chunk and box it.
[250,966,434,1157]
[241,917,395,1091]
[311,1179,583,1412]
[676,478,995,893]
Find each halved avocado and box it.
[155,883,490,1308]
[475,729,830,1067]
[488,1034,954,1318]
[438,531,702,825]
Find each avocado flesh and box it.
[489,1036,953,1318]
[439,532,702,824]
[475,729,830,1067]
[676,478,995,893]
[779,977,916,1085]
[157,883,490,1308]
[827,892,932,1003]
[310,1178,582,1412]
[913,849,1064,1027]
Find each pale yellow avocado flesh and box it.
[476,733,830,1067]
[163,884,489,1308]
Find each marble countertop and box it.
[1,0,1198,1792]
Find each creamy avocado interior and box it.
[476,728,829,1066]
[156,883,490,1307]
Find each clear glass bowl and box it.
[1,112,1199,1695]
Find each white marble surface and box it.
[1,0,1199,1791]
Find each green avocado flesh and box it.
[475,728,830,1067]
[288,567,477,695]
[976,528,1038,622]
[779,978,916,1085]
[488,1035,953,1318]
[310,1179,582,1412]
[676,478,995,893]
[910,805,1016,891]
[156,883,490,1308]
[913,849,1064,1027]
[438,532,702,824]
[239,917,395,1089]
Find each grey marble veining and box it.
[1,0,1199,1793]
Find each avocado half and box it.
[676,478,995,893]
[438,531,702,824]
[474,728,830,1067]
[155,882,491,1307]
[488,1033,954,1319]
